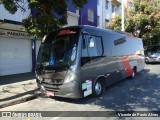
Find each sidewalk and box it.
[0,72,39,109]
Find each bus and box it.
[35,25,145,99]
[145,45,160,63]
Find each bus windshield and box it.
[37,28,79,67]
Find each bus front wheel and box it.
[92,80,103,97]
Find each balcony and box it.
[112,0,121,6]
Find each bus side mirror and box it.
[89,37,95,48]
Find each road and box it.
[0,64,160,120]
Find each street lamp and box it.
[121,0,124,31]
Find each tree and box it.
[108,15,121,31]
[108,0,160,46]
[0,0,88,38]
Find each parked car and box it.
[145,45,160,63]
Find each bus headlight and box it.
[64,73,75,83]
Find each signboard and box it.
[0,29,30,39]
[58,29,76,36]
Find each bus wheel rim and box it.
[95,82,102,95]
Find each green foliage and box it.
[108,0,160,46]
[23,0,68,38]
[0,0,87,38]
[0,0,26,13]
[108,15,121,31]
[72,0,88,9]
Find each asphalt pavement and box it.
[0,72,39,108]
[0,64,160,120]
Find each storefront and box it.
[0,28,40,76]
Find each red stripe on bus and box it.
[121,56,133,77]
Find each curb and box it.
[0,93,40,109]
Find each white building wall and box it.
[97,0,122,29]
[67,11,79,26]
[0,0,33,75]
[97,0,103,28]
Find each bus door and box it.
[80,32,104,97]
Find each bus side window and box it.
[82,35,103,57]
[95,36,103,56]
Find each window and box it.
[88,9,94,22]
[105,19,109,28]
[105,0,109,9]
[112,4,115,13]
[115,8,117,13]
[82,34,103,57]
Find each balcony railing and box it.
[112,0,121,6]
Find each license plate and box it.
[45,91,55,97]
[150,58,156,61]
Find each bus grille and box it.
[43,78,64,85]
[41,83,60,92]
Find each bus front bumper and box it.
[38,80,82,99]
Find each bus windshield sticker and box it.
[49,58,55,66]
[83,80,92,97]
[82,83,87,90]
[84,90,92,97]
[86,80,92,90]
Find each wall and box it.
[79,0,97,26]
[68,0,77,13]
[97,0,122,29]
[67,0,79,26]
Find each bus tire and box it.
[92,80,103,97]
[130,67,136,79]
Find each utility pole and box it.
[121,0,124,31]
[102,0,105,29]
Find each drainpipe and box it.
[32,39,36,72]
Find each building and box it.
[0,0,82,76]
[0,0,122,76]
[0,0,41,76]
[79,0,97,26]
[67,0,80,26]
[97,0,121,28]
[0,0,80,76]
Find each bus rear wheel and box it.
[93,80,103,97]
[130,67,136,79]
